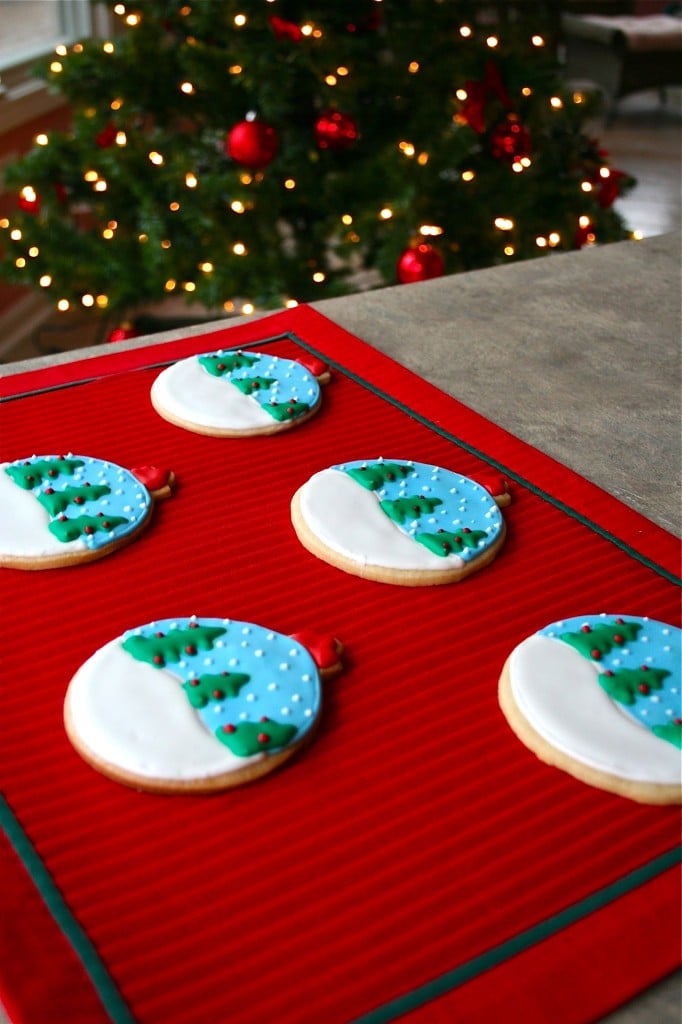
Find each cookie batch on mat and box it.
[0,455,174,570]
[499,615,681,805]
[291,458,510,585]
[64,617,344,793]
[151,348,330,436]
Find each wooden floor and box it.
[1,90,680,365]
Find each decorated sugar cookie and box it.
[0,455,174,570]
[64,617,343,792]
[291,458,509,585]
[150,348,330,436]
[499,615,681,804]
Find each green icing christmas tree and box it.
[198,352,259,376]
[598,666,670,706]
[0,1,634,326]
[346,462,411,491]
[6,458,84,489]
[652,722,682,750]
[559,619,641,661]
[122,624,227,668]
[183,671,250,709]
[231,375,277,394]
[380,495,443,524]
[266,399,310,421]
[416,527,487,556]
[49,513,128,542]
[216,718,298,757]
[37,484,110,515]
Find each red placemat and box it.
[1,306,680,1024]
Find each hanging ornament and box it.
[458,60,512,135]
[596,168,628,208]
[269,15,302,42]
[107,322,139,343]
[574,222,596,249]
[314,110,358,151]
[490,114,532,163]
[225,118,279,170]
[396,243,445,284]
[96,122,117,148]
[18,186,41,215]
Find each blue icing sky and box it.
[541,615,681,731]
[200,350,320,412]
[121,617,320,750]
[7,455,150,550]
[333,459,504,562]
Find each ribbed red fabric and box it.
[1,307,679,1024]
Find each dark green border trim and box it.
[1,796,136,1024]
[351,846,682,1023]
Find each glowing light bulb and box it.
[57,299,70,311]
[50,61,63,73]
[199,261,214,272]
[94,179,107,192]
[185,172,198,188]
[170,202,180,211]
[408,61,420,73]
[341,214,353,225]
[234,14,247,27]
[35,133,49,146]
[165,279,177,291]
[103,41,115,53]
[459,25,472,38]
[180,81,195,94]
[461,170,475,182]
[15,257,26,268]
[39,275,52,287]
[285,299,298,308]
[312,272,326,283]
[531,35,544,47]
[535,236,548,248]
[82,294,95,307]
[55,44,67,56]
[115,131,127,145]
[148,151,164,165]
[581,181,593,193]
[486,35,498,48]
[550,96,563,109]
[325,75,337,86]
[242,302,255,314]
[232,242,247,255]
[96,295,109,308]
[228,65,242,75]
[125,13,140,26]
[284,179,296,190]
[504,245,515,256]
[183,281,196,292]
[28,246,39,257]
[10,229,22,240]
[379,208,393,220]
[456,88,468,101]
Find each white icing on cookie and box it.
[151,357,276,431]
[67,638,261,780]
[298,468,469,570]
[509,635,680,786]
[0,467,86,557]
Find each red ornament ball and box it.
[18,187,41,215]
[107,322,139,343]
[314,110,358,151]
[225,119,279,170]
[96,122,117,148]
[490,115,532,163]
[396,243,445,284]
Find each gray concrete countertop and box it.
[2,233,680,1022]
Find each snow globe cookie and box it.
[150,348,330,436]
[64,617,343,792]
[499,615,681,804]
[0,455,174,570]
[291,458,509,585]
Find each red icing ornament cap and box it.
[130,465,175,499]
[290,629,343,675]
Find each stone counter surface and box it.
[2,233,680,1022]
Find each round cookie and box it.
[64,617,343,792]
[291,458,509,585]
[150,348,329,436]
[0,455,173,570]
[499,614,681,804]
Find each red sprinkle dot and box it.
[257,732,270,745]
[581,625,592,633]
[152,654,164,666]
[613,634,624,645]
[212,689,224,699]
[222,724,236,734]
[189,679,200,687]
[185,645,197,655]
[591,649,601,660]
[638,684,650,695]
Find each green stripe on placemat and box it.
[0,796,136,1024]
[352,845,682,1023]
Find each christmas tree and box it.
[0,1,635,328]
